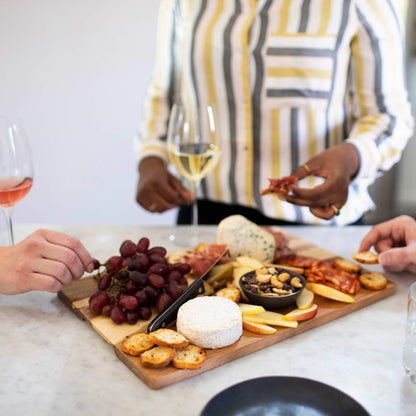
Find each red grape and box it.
[148,273,165,289]
[173,262,191,275]
[156,293,173,313]
[125,280,137,295]
[92,258,101,270]
[149,253,167,265]
[97,273,112,290]
[89,290,110,312]
[167,281,185,299]
[135,289,148,305]
[118,295,138,310]
[166,270,182,283]
[102,304,113,317]
[106,255,123,272]
[137,306,152,320]
[148,263,168,276]
[111,305,126,324]
[137,237,150,253]
[125,310,139,325]
[147,246,167,257]
[129,271,147,287]
[120,240,137,258]
[143,285,159,302]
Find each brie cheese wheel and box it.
[176,297,242,349]
[217,215,276,263]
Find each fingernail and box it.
[86,263,94,273]
[379,252,388,265]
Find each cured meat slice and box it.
[260,176,297,196]
[306,262,360,295]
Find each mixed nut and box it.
[242,267,304,296]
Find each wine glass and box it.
[0,118,34,245]
[167,103,221,246]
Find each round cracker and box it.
[359,272,387,290]
[352,251,379,264]
[334,258,362,273]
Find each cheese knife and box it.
[147,250,227,333]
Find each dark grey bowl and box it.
[239,267,306,310]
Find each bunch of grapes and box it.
[88,237,190,325]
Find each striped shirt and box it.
[136,0,414,225]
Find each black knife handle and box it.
[146,277,206,333]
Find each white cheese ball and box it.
[176,297,243,349]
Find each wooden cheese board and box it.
[58,231,396,390]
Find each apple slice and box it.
[238,303,265,315]
[306,283,355,303]
[296,287,314,310]
[242,320,277,335]
[243,311,298,328]
[283,304,318,321]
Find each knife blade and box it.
[147,250,227,333]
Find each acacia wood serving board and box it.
[58,231,396,390]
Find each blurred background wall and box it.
[0,0,414,230]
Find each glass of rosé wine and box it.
[0,118,33,245]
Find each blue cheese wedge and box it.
[176,297,242,349]
[217,215,276,263]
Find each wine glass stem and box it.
[191,180,200,228]
[2,206,15,246]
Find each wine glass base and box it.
[168,228,217,247]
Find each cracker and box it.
[359,272,387,290]
[352,251,379,264]
[334,258,362,273]
[148,328,189,349]
[140,346,176,368]
[172,345,206,370]
[121,332,154,357]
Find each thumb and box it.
[378,248,409,268]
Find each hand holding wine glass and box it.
[0,118,33,245]
[167,103,221,246]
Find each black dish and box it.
[200,376,370,416]
[239,268,305,309]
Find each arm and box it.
[283,1,413,220]
[0,229,94,295]
[134,0,192,212]
[359,215,416,274]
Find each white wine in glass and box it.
[167,103,221,246]
[0,118,34,245]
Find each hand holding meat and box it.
[0,229,94,295]
[359,215,416,274]
[136,157,194,213]
[281,143,360,220]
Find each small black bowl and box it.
[239,267,306,310]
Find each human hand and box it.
[136,157,194,213]
[282,143,360,220]
[0,229,95,295]
[359,215,416,274]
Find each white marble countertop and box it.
[1,224,416,416]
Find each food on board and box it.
[243,311,298,328]
[88,237,190,324]
[140,346,176,369]
[172,345,207,370]
[242,320,278,335]
[176,297,243,349]
[260,175,298,196]
[333,258,362,273]
[295,287,315,310]
[283,304,318,321]
[305,283,355,303]
[148,328,189,349]
[217,215,276,263]
[358,272,388,290]
[121,332,155,356]
[352,251,379,264]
